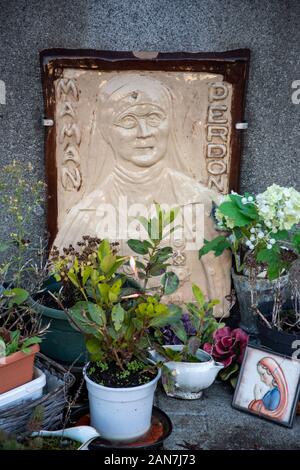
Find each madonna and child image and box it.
[232,346,300,427]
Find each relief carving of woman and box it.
[53,74,232,316]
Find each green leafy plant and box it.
[0,327,41,357]
[0,286,45,357]
[199,189,299,281]
[51,205,182,384]
[0,161,46,289]
[155,284,223,363]
[127,203,180,294]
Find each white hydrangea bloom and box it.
[256,184,300,231]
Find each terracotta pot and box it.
[0,344,39,394]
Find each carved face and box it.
[110,103,169,167]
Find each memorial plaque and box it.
[40,49,249,316]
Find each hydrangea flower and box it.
[256,184,300,231]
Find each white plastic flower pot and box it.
[84,367,161,442]
[0,367,45,410]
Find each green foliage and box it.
[199,235,231,258]
[161,271,179,295]
[127,203,180,292]
[3,288,29,308]
[157,285,222,363]
[219,362,239,382]
[199,191,300,281]
[0,161,46,289]
[293,231,300,254]
[59,210,182,372]
[0,328,41,357]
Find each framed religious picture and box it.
[40,49,249,316]
[232,345,300,428]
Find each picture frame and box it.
[232,345,300,428]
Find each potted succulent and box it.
[152,284,225,399]
[55,205,181,442]
[199,185,300,334]
[255,231,300,356]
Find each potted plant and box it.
[0,428,92,451]
[27,237,120,365]
[55,205,181,442]
[199,185,300,334]
[0,296,42,394]
[255,230,300,356]
[151,284,224,399]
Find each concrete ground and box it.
[155,382,300,450]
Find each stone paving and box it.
[155,382,300,450]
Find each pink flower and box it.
[203,326,249,368]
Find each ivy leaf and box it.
[161,271,179,295]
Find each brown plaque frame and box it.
[40,48,250,246]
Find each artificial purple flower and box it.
[203,326,249,368]
[161,313,196,345]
